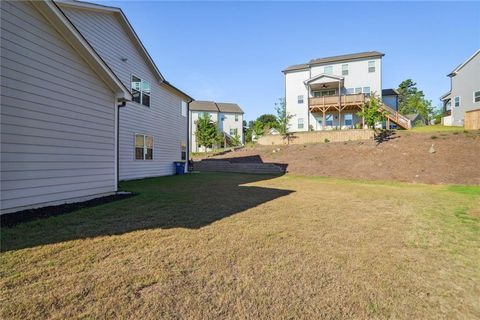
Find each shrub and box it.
[324,138,330,143]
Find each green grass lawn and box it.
[409,124,468,133]
[1,173,479,319]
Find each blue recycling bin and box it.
[174,161,185,175]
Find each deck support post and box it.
[386,118,390,130]
[322,109,326,131]
[338,81,341,129]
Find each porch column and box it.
[338,81,341,129]
[322,109,326,131]
[362,105,365,128]
[386,118,391,130]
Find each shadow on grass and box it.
[1,172,293,252]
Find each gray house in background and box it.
[441,49,480,126]
[57,0,193,180]
[382,89,399,110]
[1,0,131,213]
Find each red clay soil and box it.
[207,131,480,185]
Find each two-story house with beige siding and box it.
[57,0,193,180]
[440,49,480,127]
[189,101,244,152]
[0,0,131,213]
[283,51,410,131]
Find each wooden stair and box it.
[379,103,411,129]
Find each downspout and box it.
[117,101,126,187]
[186,98,192,172]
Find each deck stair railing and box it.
[379,103,411,129]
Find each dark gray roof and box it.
[189,101,218,112]
[216,102,244,114]
[189,100,244,114]
[382,88,398,96]
[283,51,385,73]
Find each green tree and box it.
[256,114,279,130]
[275,98,294,143]
[397,79,422,112]
[357,94,386,132]
[252,120,264,138]
[397,79,433,124]
[231,134,241,147]
[195,113,219,152]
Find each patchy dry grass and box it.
[1,173,479,319]
[409,124,469,133]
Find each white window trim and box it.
[454,96,460,108]
[368,60,375,73]
[342,64,348,75]
[297,95,304,104]
[298,118,304,129]
[474,91,480,103]
[134,133,154,161]
[181,101,187,117]
[131,74,151,107]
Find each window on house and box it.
[474,91,480,103]
[314,90,336,97]
[235,114,239,122]
[342,64,348,75]
[298,118,304,129]
[181,101,187,117]
[181,141,187,160]
[454,96,460,107]
[131,75,150,107]
[230,128,238,136]
[363,87,371,96]
[355,87,362,94]
[368,61,375,73]
[297,95,304,104]
[326,114,334,126]
[135,134,153,160]
[346,88,354,95]
[324,66,333,74]
[344,113,353,126]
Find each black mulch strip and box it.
[1,193,136,228]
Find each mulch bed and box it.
[1,192,136,228]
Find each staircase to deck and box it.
[380,103,411,129]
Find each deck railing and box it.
[309,93,365,108]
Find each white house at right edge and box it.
[283,51,409,131]
[440,49,480,127]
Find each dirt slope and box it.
[207,131,480,185]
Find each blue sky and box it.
[100,1,479,121]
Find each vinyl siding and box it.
[450,52,480,126]
[0,1,117,213]
[285,57,382,132]
[62,7,188,180]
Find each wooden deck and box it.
[309,93,365,112]
[308,93,411,129]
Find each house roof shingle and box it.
[190,101,244,114]
[216,102,244,114]
[189,101,219,112]
[283,51,385,73]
